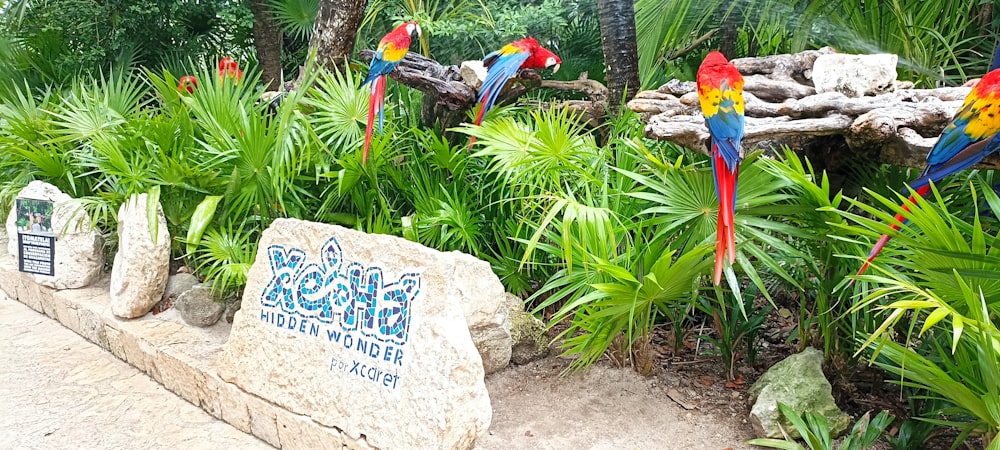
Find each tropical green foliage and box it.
[6,1,1000,447]
[635,0,998,88]
[0,0,255,88]
[747,402,894,450]
[835,179,1000,448]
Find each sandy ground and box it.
[479,357,754,450]
[0,292,754,449]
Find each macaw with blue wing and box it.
[697,51,746,286]
[469,37,560,148]
[362,21,421,164]
[856,67,1000,278]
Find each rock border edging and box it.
[0,256,372,450]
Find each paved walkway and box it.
[0,295,272,450]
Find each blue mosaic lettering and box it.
[258,236,420,347]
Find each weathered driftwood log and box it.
[357,50,609,130]
[629,48,1000,172]
[357,50,474,128]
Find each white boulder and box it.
[812,53,898,98]
[4,181,103,289]
[109,193,170,318]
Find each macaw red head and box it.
[218,57,243,82]
[521,37,561,73]
[701,51,730,69]
[385,21,421,48]
[177,75,198,94]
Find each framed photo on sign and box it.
[16,198,55,276]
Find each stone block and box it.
[104,324,126,359]
[217,219,492,449]
[246,394,281,448]
[218,381,252,434]
[50,294,81,334]
[275,408,344,450]
[76,306,109,348]
[119,326,152,374]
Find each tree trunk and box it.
[596,0,640,111]
[308,0,368,72]
[249,0,283,89]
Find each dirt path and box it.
[479,357,755,450]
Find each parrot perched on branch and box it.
[361,21,421,164]
[696,51,746,286]
[855,67,1000,279]
[468,37,561,148]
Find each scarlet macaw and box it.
[218,57,243,82]
[177,75,198,94]
[361,21,421,164]
[469,37,560,148]
[856,67,1000,279]
[696,51,746,286]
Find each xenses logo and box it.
[258,236,421,389]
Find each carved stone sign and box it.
[217,219,492,449]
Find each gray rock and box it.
[163,273,199,301]
[748,347,850,439]
[174,285,225,327]
[4,181,104,289]
[460,60,487,90]
[224,295,241,323]
[505,293,549,365]
[217,219,492,449]
[453,251,512,374]
[812,53,898,98]
[109,193,170,319]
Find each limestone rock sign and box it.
[217,219,494,449]
[4,181,104,289]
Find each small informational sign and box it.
[16,198,55,276]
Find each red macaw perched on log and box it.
[697,51,746,286]
[361,21,421,164]
[855,67,1000,279]
[469,37,560,148]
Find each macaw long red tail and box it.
[854,184,932,279]
[363,76,387,164]
[467,91,492,151]
[713,150,739,286]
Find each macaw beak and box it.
[552,63,560,73]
